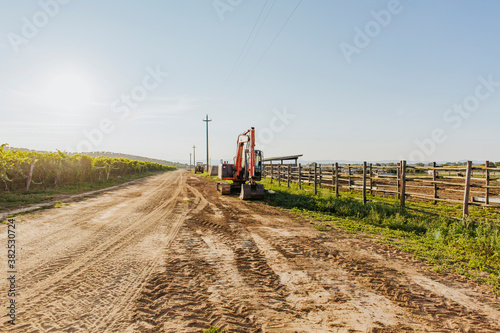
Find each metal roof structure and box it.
[263,154,303,165]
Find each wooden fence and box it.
[262,161,500,221]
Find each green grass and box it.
[260,178,500,293]
[0,170,170,212]
[203,326,226,333]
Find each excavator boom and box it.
[217,127,265,200]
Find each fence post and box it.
[335,162,339,198]
[397,163,400,199]
[363,161,367,205]
[298,163,302,189]
[432,162,437,204]
[348,164,351,192]
[278,165,281,186]
[486,160,490,205]
[369,163,373,195]
[314,162,318,195]
[462,161,472,222]
[287,165,291,187]
[319,164,322,189]
[400,160,406,210]
[331,163,335,189]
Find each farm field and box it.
[1,170,499,332]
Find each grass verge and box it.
[260,178,500,293]
[0,170,171,212]
[203,327,226,333]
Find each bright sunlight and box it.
[40,68,94,112]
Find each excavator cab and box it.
[243,149,263,181]
[217,127,265,200]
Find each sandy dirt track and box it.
[1,170,499,332]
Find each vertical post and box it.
[335,162,339,198]
[396,163,400,199]
[26,159,35,192]
[463,161,473,222]
[193,145,196,170]
[400,160,406,210]
[348,164,351,192]
[369,163,373,195]
[203,114,212,170]
[486,161,490,205]
[298,163,302,189]
[433,162,437,204]
[278,165,281,186]
[363,161,367,205]
[331,163,335,189]
[270,164,273,184]
[314,162,318,195]
[319,164,322,189]
[287,165,291,187]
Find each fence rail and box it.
[263,161,500,221]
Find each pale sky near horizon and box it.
[1,1,499,164]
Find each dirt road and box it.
[1,170,499,332]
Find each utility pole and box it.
[203,114,212,171]
[189,153,192,170]
[193,145,196,168]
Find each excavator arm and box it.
[216,127,265,200]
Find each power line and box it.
[238,0,303,90]
[241,0,277,64]
[224,0,270,86]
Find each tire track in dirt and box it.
[0,171,206,332]
[2,172,499,332]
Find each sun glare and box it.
[41,69,94,112]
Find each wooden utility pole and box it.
[203,114,212,170]
[193,145,196,167]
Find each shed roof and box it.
[263,154,303,162]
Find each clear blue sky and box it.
[1,0,499,163]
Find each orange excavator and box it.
[216,127,265,200]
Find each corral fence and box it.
[262,161,500,222]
